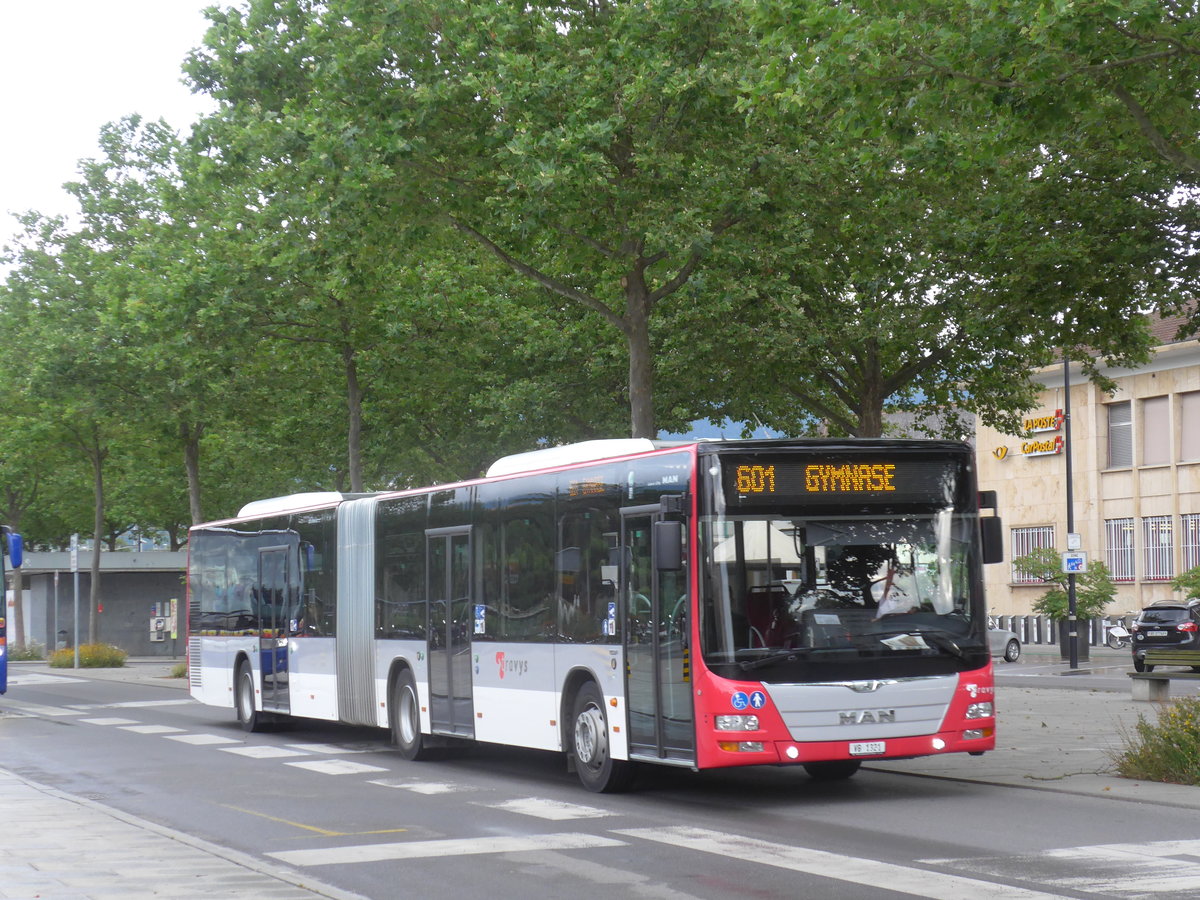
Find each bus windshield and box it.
[699,451,988,677]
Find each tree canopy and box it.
[1,0,1197,550]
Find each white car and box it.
[988,627,1022,663]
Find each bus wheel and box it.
[235,662,264,733]
[803,760,861,781]
[570,682,634,793]
[391,669,437,761]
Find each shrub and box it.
[48,643,128,668]
[8,641,45,661]
[170,662,187,679]
[1115,696,1200,785]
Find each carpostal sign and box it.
[1022,408,1065,457]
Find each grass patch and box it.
[170,662,187,679]
[48,643,128,668]
[1115,696,1200,785]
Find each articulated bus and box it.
[186,438,1004,791]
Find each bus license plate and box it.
[849,741,886,756]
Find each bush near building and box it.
[49,644,128,668]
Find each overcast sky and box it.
[0,1,217,258]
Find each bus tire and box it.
[803,760,861,781]
[391,669,437,761]
[235,661,264,733]
[570,681,634,793]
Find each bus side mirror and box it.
[654,521,683,571]
[980,517,1004,565]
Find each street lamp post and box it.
[1064,356,1079,669]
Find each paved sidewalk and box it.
[3,655,1200,898]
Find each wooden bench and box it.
[1128,650,1200,701]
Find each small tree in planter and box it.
[1012,547,1117,658]
[1172,565,1200,601]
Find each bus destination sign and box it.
[723,457,957,506]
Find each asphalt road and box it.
[4,660,1200,899]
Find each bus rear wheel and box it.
[235,661,264,733]
[570,682,634,793]
[391,669,438,761]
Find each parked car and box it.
[1131,599,1200,672]
[988,626,1021,663]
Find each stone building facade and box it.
[976,315,1200,616]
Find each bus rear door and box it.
[427,527,475,737]
[257,546,291,714]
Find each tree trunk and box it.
[624,277,656,439]
[8,562,23,651]
[182,420,204,525]
[854,342,887,438]
[89,440,105,644]
[343,343,365,492]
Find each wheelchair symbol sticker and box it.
[731,692,749,710]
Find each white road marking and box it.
[4,673,86,685]
[267,832,625,867]
[165,733,241,746]
[79,717,140,726]
[926,838,1200,897]
[285,742,373,755]
[78,699,194,709]
[366,779,465,795]
[0,701,84,717]
[614,826,1071,900]
[285,759,389,776]
[119,724,185,734]
[484,797,613,820]
[221,745,310,759]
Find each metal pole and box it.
[1064,356,1078,669]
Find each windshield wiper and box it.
[738,648,813,672]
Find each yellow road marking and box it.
[222,804,408,837]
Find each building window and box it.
[1104,518,1135,582]
[1183,392,1200,462]
[1142,516,1175,582]
[1011,526,1054,584]
[1107,402,1132,469]
[1141,396,1169,466]
[1183,514,1200,574]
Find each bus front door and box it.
[258,546,291,714]
[622,508,694,763]
[426,527,475,738]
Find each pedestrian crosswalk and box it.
[8,689,1200,898]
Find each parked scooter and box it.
[1105,621,1131,649]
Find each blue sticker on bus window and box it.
[749,691,766,709]
[731,691,749,710]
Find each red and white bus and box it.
[186,438,1003,791]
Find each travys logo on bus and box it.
[495,651,529,679]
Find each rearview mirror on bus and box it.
[654,521,683,571]
[980,516,1003,565]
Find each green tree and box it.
[186,0,777,439]
[1173,566,1200,600]
[1012,547,1117,621]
